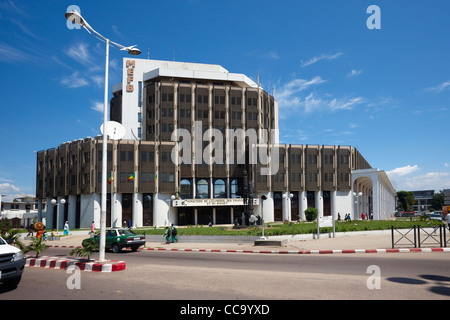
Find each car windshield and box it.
[0,237,6,245]
[118,229,136,236]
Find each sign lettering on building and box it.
[172,198,259,207]
[126,60,135,92]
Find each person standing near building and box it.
[164,226,171,244]
[64,221,70,236]
[171,224,178,243]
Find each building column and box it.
[331,190,337,220]
[112,193,122,228]
[230,207,234,224]
[133,192,143,228]
[299,191,308,220]
[68,195,77,231]
[315,191,323,218]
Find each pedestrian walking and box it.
[164,226,171,244]
[171,224,178,243]
[90,221,95,237]
[50,229,56,241]
[27,225,34,237]
[64,221,70,236]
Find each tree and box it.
[432,190,444,211]
[24,237,48,258]
[397,191,415,212]
[69,241,99,262]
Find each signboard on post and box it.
[317,215,335,239]
[319,216,333,228]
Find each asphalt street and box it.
[2,245,450,301]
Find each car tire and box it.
[112,243,121,253]
[131,247,138,252]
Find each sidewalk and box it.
[22,229,450,254]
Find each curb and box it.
[25,255,126,272]
[45,244,450,255]
[137,247,450,254]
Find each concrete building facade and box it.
[36,59,396,228]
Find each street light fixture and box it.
[65,9,141,262]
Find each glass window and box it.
[180,179,191,199]
[231,179,239,198]
[214,179,226,198]
[197,179,209,199]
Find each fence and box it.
[391,224,450,249]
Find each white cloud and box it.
[0,183,22,201]
[348,69,363,77]
[301,52,343,67]
[386,165,419,178]
[328,96,365,111]
[0,41,30,63]
[386,165,450,191]
[425,81,450,93]
[400,172,450,191]
[60,71,89,88]
[66,42,92,65]
[91,101,104,113]
[275,77,365,116]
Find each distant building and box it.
[0,196,39,228]
[444,189,450,206]
[411,190,434,213]
[35,59,396,229]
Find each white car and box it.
[429,213,442,221]
[0,236,25,288]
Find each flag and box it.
[128,173,135,181]
[153,174,157,183]
[108,175,113,184]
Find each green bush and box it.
[304,207,318,222]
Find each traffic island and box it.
[25,255,126,272]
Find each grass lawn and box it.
[133,218,444,237]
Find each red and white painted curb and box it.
[25,255,126,272]
[137,247,450,254]
[45,244,450,255]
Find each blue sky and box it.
[0,0,449,200]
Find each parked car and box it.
[82,228,146,253]
[429,213,442,221]
[0,235,25,288]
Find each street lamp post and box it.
[260,195,267,239]
[65,9,141,262]
[51,198,66,236]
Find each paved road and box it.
[2,246,450,301]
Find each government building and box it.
[35,59,396,229]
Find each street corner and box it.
[24,255,126,272]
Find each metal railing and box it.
[392,225,448,249]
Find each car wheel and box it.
[112,243,121,253]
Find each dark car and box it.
[82,228,146,253]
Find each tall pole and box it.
[99,39,110,262]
